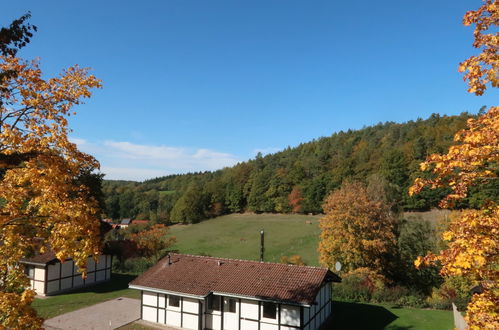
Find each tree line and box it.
[102,111,498,223]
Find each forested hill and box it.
[102,112,496,223]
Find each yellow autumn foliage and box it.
[0,55,102,328]
[319,181,396,274]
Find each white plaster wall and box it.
[46,280,59,294]
[73,263,82,275]
[166,310,181,327]
[61,277,72,290]
[142,306,156,322]
[183,297,198,314]
[223,298,238,330]
[281,305,300,327]
[303,306,310,324]
[87,257,95,272]
[158,294,166,308]
[96,255,106,270]
[207,314,221,330]
[183,313,198,330]
[47,263,60,280]
[34,267,45,281]
[33,280,45,294]
[260,323,278,330]
[143,292,157,306]
[240,299,259,319]
[86,272,95,283]
[158,309,165,324]
[61,261,73,277]
[96,270,106,282]
[241,319,259,330]
[73,275,83,287]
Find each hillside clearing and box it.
[169,213,322,265]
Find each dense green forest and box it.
[102,112,497,223]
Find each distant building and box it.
[120,218,132,228]
[129,253,340,330]
[131,219,149,226]
[102,218,114,224]
[20,251,112,296]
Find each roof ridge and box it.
[169,252,329,271]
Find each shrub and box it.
[371,286,410,304]
[396,295,428,308]
[426,275,473,310]
[114,257,155,275]
[334,268,386,303]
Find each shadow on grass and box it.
[328,301,413,330]
[57,273,137,295]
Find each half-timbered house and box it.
[129,253,340,330]
[20,251,112,296]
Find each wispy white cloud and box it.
[70,138,240,181]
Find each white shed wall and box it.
[27,254,111,296]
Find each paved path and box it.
[44,297,140,330]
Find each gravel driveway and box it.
[44,297,140,330]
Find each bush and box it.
[426,275,473,310]
[371,286,410,303]
[334,268,386,303]
[396,295,428,308]
[113,257,155,275]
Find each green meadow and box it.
[168,213,322,266]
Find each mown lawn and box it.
[169,213,322,265]
[33,273,139,319]
[329,301,453,330]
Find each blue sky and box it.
[2,1,497,181]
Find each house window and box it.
[169,295,180,307]
[263,302,277,319]
[24,266,35,279]
[208,295,221,311]
[225,298,236,313]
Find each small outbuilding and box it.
[20,251,112,296]
[129,253,341,330]
[120,218,132,228]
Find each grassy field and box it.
[169,213,322,266]
[33,274,139,319]
[330,301,453,330]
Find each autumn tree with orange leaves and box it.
[319,181,396,275]
[130,224,176,258]
[410,1,498,328]
[0,23,102,328]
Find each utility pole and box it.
[260,229,264,262]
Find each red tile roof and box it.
[131,220,149,225]
[129,253,340,305]
[20,250,58,266]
